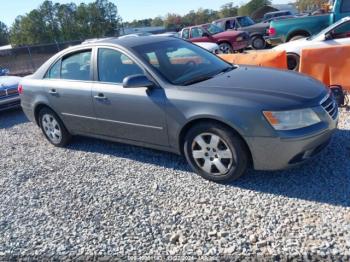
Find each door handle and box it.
[49,89,58,95]
[94,93,108,101]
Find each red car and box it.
[179,23,249,53]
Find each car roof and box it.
[213,16,246,22]
[81,36,176,49]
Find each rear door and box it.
[43,48,96,133]
[91,47,168,146]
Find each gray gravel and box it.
[0,108,349,260]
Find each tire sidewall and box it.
[251,36,266,50]
[287,53,300,71]
[184,123,248,182]
[38,108,70,147]
[219,43,233,54]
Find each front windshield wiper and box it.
[181,75,214,86]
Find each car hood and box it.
[273,37,309,53]
[0,76,22,89]
[189,66,327,110]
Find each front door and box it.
[92,47,168,146]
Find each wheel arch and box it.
[34,103,58,127]
[178,117,253,167]
[286,30,311,42]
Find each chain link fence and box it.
[0,40,82,76]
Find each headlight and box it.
[236,36,243,41]
[263,108,321,130]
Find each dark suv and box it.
[212,16,270,49]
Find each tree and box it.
[9,0,122,46]
[238,0,271,16]
[0,21,9,46]
[151,16,164,27]
[219,3,239,18]
[163,13,183,30]
[296,0,328,12]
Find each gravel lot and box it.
[0,108,349,260]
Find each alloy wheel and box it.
[191,132,236,176]
[41,114,62,144]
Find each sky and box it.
[1,0,291,26]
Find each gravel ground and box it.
[0,108,349,260]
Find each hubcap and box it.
[219,43,232,54]
[191,133,236,176]
[42,114,62,144]
[253,38,265,49]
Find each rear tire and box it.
[251,35,266,50]
[287,53,300,71]
[183,122,248,182]
[38,107,71,147]
[289,35,307,42]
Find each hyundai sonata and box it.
[19,37,338,182]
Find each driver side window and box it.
[191,27,204,38]
[98,48,143,84]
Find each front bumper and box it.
[265,36,284,46]
[0,96,20,111]
[246,106,338,171]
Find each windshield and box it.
[132,39,233,86]
[308,18,347,40]
[206,24,224,35]
[237,16,255,27]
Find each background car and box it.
[212,16,269,50]
[20,36,337,182]
[0,76,22,111]
[274,16,350,70]
[179,24,249,53]
[262,10,293,22]
[155,32,221,54]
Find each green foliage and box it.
[0,21,9,46]
[9,0,122,46]
[238,0,271,16]
[219,3,239,18]
[296,0,328,12]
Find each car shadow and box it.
[68,128,350,207]
[0,108,29,129]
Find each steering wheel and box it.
[182,60,197,75]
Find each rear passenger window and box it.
[98,48,143,83]
[61,50,91,81]
[46,60,61,79]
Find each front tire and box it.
[184,122,248,182]
[251,35,266,50]
[287,53,300,71]
[219,42,233,54]
[39,107,71,147]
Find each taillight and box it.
[268,27,276,36]
[18,84,23,94]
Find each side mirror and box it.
[123,74,155,88]
[202,32,210,37]
[325,32,333,40]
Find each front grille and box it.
[320,93,338,120]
